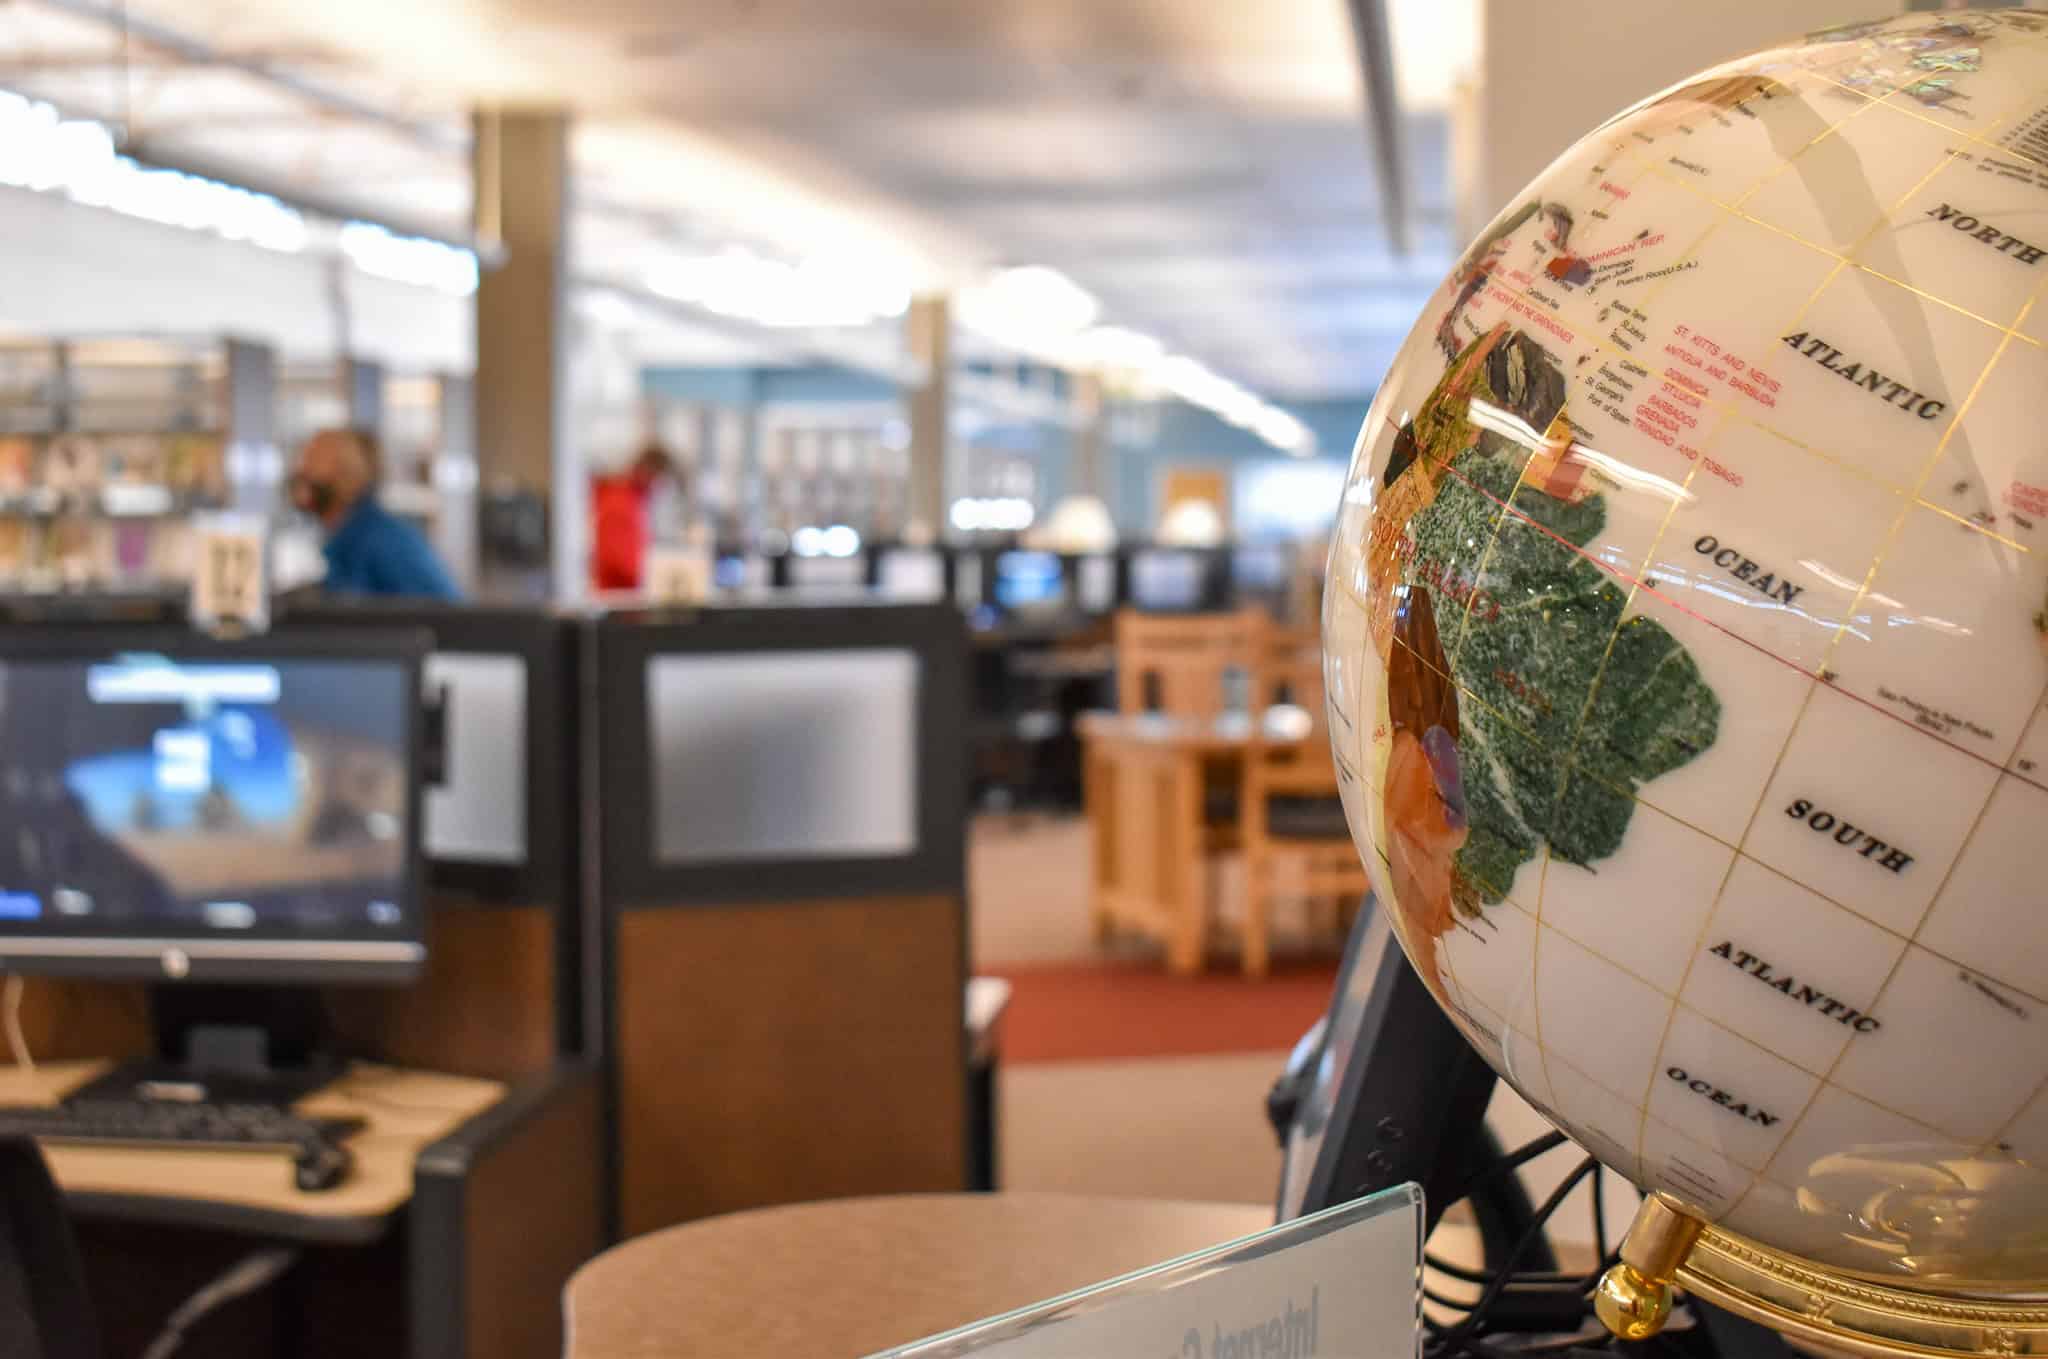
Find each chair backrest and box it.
[1249,623,1341,794]
[0,1137,98,1359]
[1113,609,1263,719]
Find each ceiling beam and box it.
[27,0,461,153]
[1343,0,1411,257]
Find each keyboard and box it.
[0,1099,363,1151]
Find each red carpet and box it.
[988,959,1341,1064]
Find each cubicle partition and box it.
[278,601,586,1074]
[593,601,971,1237]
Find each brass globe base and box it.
[1597,1196,2048,1358]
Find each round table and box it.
[563,1192,1275,1357]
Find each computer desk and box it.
[0,1060,502,1243]
[0,1056,602,1359]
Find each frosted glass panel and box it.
[878,549,945,602]
[648,649,919,863]
[423,652,527,863]
[1077,554,1117,612]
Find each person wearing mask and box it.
[289,427,460,600]
[590,442,680,593]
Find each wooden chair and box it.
[1089,610,1264,955]
[1112,609,1263,719]
[1236,624,1368,977]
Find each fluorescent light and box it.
[646,248,908,328]
[956,266,1100,351]
[949,496,1036,533]
[0,90,307,253]
[338,222,478,296]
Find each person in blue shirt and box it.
[289,428,460,600]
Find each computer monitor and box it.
[785,553,868,592]
[1233,542,1293,599]
[876,547,946,602]
[0,628,427,985]
[992,550,1066,613]
[1075,553,1119,613]
[1128,548,1207,612]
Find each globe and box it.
[1324,8,2048,1291]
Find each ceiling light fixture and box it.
[645,249,908,328]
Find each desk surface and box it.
[565,1193,1273,1358]
[0,1060,504,1242]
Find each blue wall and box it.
[640,361,1370,534]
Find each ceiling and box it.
[0,0,1470,401]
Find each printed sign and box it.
[867,1186,1421,1359]
[644,546,711,605]
[189,514,268,633]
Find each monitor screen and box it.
[1130,549,1205,611]
[993,551,1065,612]
[786,554,867,590]
[1076,554,1118,613]
[0,635,424,979]
[1234,543,1292,595]
[877,548,946,602]
[1277,910,1387,1221]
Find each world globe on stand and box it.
[1324,7,2048,1289]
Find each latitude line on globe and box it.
[1621,243,1869,1191]
[1981,1056,2048,1163]
[1619,127,1976,1182]
[1715,284,2043,1224]
[1455,257,2043,535]
[1633,151,2048,353]
[1495,781,2048,1023]
[1437,128,1705,669]
[1634,399,1979,1212]
[1376,449,2039,811]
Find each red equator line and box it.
[1428,453,2041,790]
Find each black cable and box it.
[1449,1130,1570,1200]
[1433,1157,1599,1348]
[1590,1166,1609,1265]
[1425,1253,1583,1286]
[1425,1285,1480,1312]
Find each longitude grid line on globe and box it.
[1435,96,1719,667]
[1382,226,2048,798]
[1633,93,2048,358]
[1463,234,2046,522]
[1713,255,2048,1225]
[1624,102,2033,1200]
[1380,613,2048,1025]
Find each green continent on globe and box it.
[1401,344,1720,911]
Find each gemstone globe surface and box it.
[1325,9,2048,1289]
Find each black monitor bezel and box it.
[0,625,430,984]
[593,600,968,907]
[273,600,572,903]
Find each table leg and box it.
[1082,743,1115,942]
[1164,752,1206,975]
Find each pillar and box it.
[1473,0,1894,223]
[472,107,573,599]
[905,295,950,539]
[1071,372,1106,500]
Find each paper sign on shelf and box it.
[189,513,269,634]
[644,546,711,605]
[867,1185,1422,1359]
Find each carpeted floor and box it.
[973,814,1637,1249]
[989,958,1339,1064]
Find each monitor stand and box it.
[64,985,341,1108]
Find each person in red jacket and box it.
[590,443,678,592]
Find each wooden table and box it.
[1079,709,1314,973]
[0,1059,504,1242]
[563,1193,1274,1358]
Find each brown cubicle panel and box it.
[616,893,965,1233]
[597,605,972,1238]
